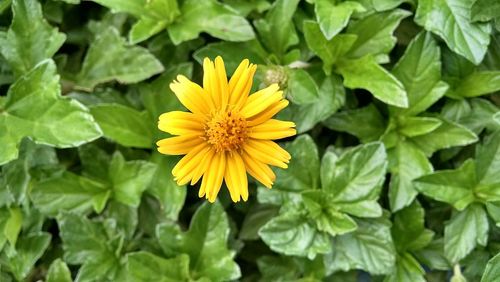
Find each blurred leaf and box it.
[157,202,240,281]
[444,204,489,264]
[337,55,408,107]
[0,207,22,250]
[126,252,190,281]
[454,71,500,97]
[46,259,72,282]
[471,0,500,22]
[314,0,365,40]
[0,60,101,165]
[286,68,319,104]
[0,0,66,76]
[76,27,164,90]
[391,201,434,252]
[384,253,426,282]
[90,104,153,149]
[168,0,254,45]
[415,0,491,65]
[481,252,500,282]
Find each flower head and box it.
[157,57,296,203]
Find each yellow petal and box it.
[247,99,289,127]
[224,152,248,202]
[245,139,291,163]
[240,84,282,118]
[170,76,212,115]
[228,60,257,110]
[214,56,229,110]
[191,148,216,186]
[156,135,204,155]
[241,151,275,188]
[243,140,288,169]
[200,152,226,203]
[203,58,220,110]
[158,111,204,135]
[248,119,296,140]
[172,143,210,184]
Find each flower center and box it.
[205,110,248,152]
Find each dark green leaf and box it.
[471,0,500,22]
[481,252,500,282]
[126,252,190,281]
[286,68,319,104]
[384,253,426,282]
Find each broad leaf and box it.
[286,68,319,104]
[472,0,500,22]
[397,117,442,138]
[384,253,426,282]
[481,252,500,282]
[46,259,72,282]
[454,71,500,97]
[315,0,365,40]
[126,252,190,281]
[415,0,491,65]
[391,201,434,252]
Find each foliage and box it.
[0,0,500,281]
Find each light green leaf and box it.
[415,0,491,65]
[397,117,442,137]
[444,204,489,264]
[259,210,331,259]
[481,252,500,282]
[391,201,434,252]
[315,0,365,40]
[46,259,72,282]
[326,216,396,275]
[0,0,66,76]
[413,239,450,271]
[286,68,319,104]
[90,104,153,149]
[414,159,476,210]
[384,253,425,282]
[472,0,500,22]
[388,140,433,212]
[337,55,408,107]
[323,104,386,143]
[454,71,500,97]
[3,232,51,281]
[258,135,320,205]
[254,0,300,58]
[0,60,102,166]
[76,27,164,90]
[126,252,190,282]
[392,32,447,116]
[168,0,254,45]
[31,171,110,216]
[104,201,138,240]
[476,131,500,186]
[303,21,358,75]
[109,152,157,207]
[322,142,386,217]
[157,202,240,281]
[346,9,411,60]
[0,207,22,249]
[58,213,121,282]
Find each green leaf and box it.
[58,213,121,282]
[391,201,434,252]
[104,201,138,240]
[168,0,254,45]
[0,0,66,76]
[476,131,500,189]
[128,0,180,43]
[3,232,51,281]
[388,140,433,212]
[415,0,491,65]
[126,252,190,281]
[414,159,476,210]
[259,210,331,259]
[46,259,72,282]
[315,0,365,40]
[322,142,387,217]
[0,207,23,249]
[481,252,500,282]
[472,0,500,22]
[384,253,426,282]
[392,32,447,116]
[444,204,489,264]
[397,117,443,137]
[454,71,500,97]
[239,204,279,240]
[108,152,157,207]
[303,20,358,75]
[90,104,153,149]
[258,135,320,205]
[31,171,110,216]
[0,60,102,165]
[157,202,240,281]
[257,255,300,281]
[254,0,300,58]
[326,216,396,275]
[346,9,411,60]
[76,27,164,90]
[337,55,408,107]
[286,68,319,104]
[413,239,450,271]
[323,104,386,143]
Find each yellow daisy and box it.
[157,56,296,203]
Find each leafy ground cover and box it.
[1,0,500,281]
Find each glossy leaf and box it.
[315,0,365,40]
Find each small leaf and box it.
[4,232,51,281]
[481,252,500,282]
[90,104,153,149]
[391,201,434,252]
[415,0,491,64]
[384,253,426,282]
[259,210,331,259]
[168,0,255,45]
[444,204,489,264]
[76,27,164,90]
[397,117,442,137]
[126,252,190,281]
[46,259,72,282]
[315,0,365,40]
[286,68,319,104]
[337,55,408,108]
[471,0,500,22]
[454,71,500,98]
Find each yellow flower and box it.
[157,57,296,203]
